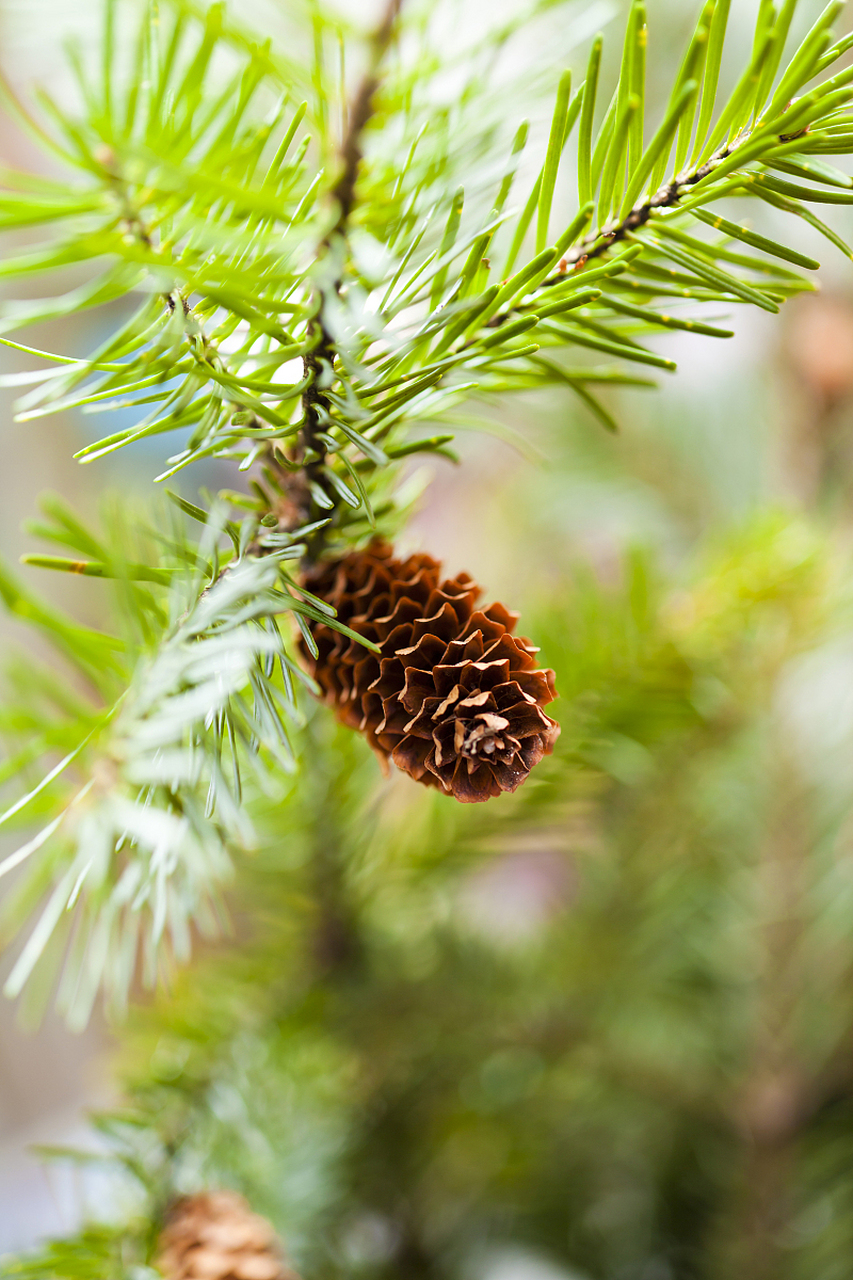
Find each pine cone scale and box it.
[397,634,447,665]
[391,736,434,781]
[401,668,436,711]
[301,542,559,802]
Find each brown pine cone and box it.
[156,1191,298,1280]
[300,541,559,803]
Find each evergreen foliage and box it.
[3,0,853,1272]
[10,516,853,1276]
[5,0,853,1011]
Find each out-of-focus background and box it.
[3,0,853,1262]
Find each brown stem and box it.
[485,140,738,333]
[332,0,403,232]
[299,0,403,505]
[564,143,735,269]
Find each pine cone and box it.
[300,541,559,803]
[156,1191,298,1280]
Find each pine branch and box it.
[563,141,740,270]
[332,0,404,229]
[0,497,369,1021]
[480,136,750,333]
[300,0,404,523]
[3,0,853,1017]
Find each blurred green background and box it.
[3,0,853,1276]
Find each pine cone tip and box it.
[156,1191,298,1280]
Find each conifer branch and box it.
[558,140,738,270]
[332,0,404,230]
[493,118,800,325]
[2,0,853,1017]
[300,0,404,514]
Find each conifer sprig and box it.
[2,0,853,1013]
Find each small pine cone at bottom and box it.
[156,1191,299,1280]
[300,541,559,803]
